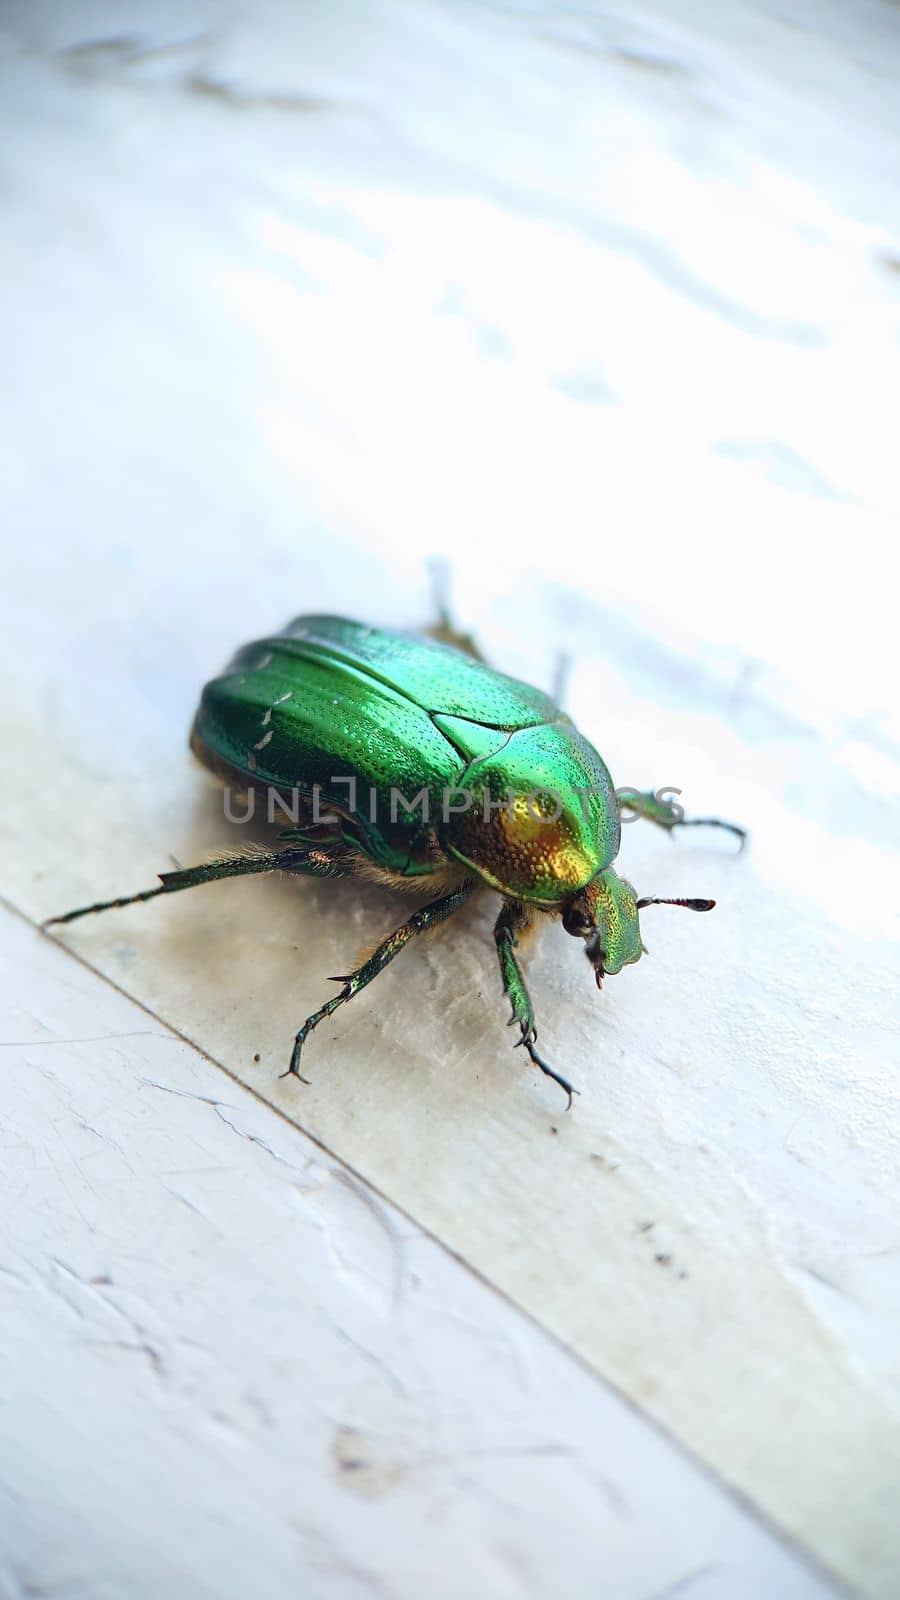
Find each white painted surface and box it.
[2,2,898,1595]
[1,904,836,1600]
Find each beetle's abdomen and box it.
[440,722,620,904]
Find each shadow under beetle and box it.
[46,608,744,1107]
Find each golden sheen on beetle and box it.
[45,612,745,1106]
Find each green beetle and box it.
[47,612,743,1106]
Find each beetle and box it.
[46,611,744,1106]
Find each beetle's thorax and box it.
[439,721,620,905]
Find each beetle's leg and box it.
[427,617,485,661]
[493,900,578,1110]
[425,558,485,661]
[550,651,572,709]
[43,844,348,928]
[286,881,474,1081]
[617,789,746,849]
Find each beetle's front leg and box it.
[617,789,746,848]
[493,900,578,1110]
[286,881,475,1082]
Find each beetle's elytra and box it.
[46,612,744,1106]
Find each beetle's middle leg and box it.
[286,881,475,1081]
[618,789,746,848]
[425,558,485,661]
[494,900,578,1110]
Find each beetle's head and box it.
[562,868,715,988]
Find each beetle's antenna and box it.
[636,896,716,912]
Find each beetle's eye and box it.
[563,903,593,938]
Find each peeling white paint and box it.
[0,909,837,1598]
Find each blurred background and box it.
[5,0,899,819]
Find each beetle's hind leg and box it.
[618,789,746,849]
[494,900,578,1110]
[286,881,475,1082]
[43,842,350,928]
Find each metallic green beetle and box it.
[47,612,743,1106]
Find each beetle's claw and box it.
[282,1032,312,1084]
[515,1027,579,1111]
[676,817,747,852]
[280,1061,311,1085]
